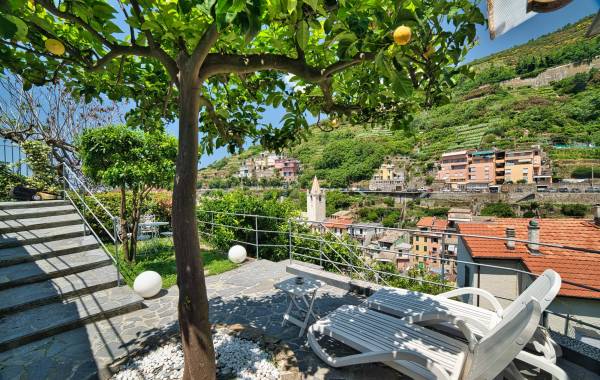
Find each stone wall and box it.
[500,56,600,89]
[428,191,600,205]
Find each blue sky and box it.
[192,1,600,168]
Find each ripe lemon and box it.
[393,25,411,45]
[45,39,65,56]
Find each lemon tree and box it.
[0,1,483,378]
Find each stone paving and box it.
[1,259,598,380]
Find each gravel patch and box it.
[111,329,279,380]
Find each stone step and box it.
[0,205,76,221]
[0,225,85,249]
[0,213,82,234]
[0,286,143,352]
[0,266,119,315]
[0,200,69,210]
[0,235,99,267]
[0,249,112,290]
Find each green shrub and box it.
[481,202,515,217]
[0,163,25,200]
[571,166,597,179]
[560,204,588,217]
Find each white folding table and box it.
[275,276,324,337]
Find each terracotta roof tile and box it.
[416,217,449,231]
[323,217,354,229]
[458,218,600,299]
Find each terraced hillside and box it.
[199,15,600,188]
[471,15,596,70]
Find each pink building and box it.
[274,158,300,182]
[436,150,469,190]
[466,150,496,190]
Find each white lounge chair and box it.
[365,269,565,378]
[308,297,545,380]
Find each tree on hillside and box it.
[78,125,177,261]
[0,1,483,378]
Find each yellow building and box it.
[504,148,542,183]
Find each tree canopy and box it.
[1,0,483,150]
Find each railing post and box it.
[288,220,292,263]
[319,238,323,267]
[113,216,122,286]
[211,212,214,235]
[255,215,259,260]
[440,233,446,285]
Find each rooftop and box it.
[458,218,600,299]
[323,217,354,229]
[416,216,450,231]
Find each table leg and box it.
[282,294,294,327]
[298,290,318,337]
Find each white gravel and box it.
[111,329,279,380]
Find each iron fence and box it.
[0,139,31,176]
[196,209,600,348]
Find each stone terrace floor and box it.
[1,259,598,379]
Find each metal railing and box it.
[0,139,31,176]
[196,209,600,345]
[61,164,124,285]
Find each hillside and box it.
[199,15,600,189]
[471,15,596,70]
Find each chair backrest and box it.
[463,297,541,380]
[503,269,561,317]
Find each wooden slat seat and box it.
[310,305,467,380]
[366,288,500,337]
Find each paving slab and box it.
[0,265,119,315]
[0,249,111,289]
[0,235,99,266]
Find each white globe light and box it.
[133,271,163,298]
[228,245,247,263]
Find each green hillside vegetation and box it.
[199,15,600,188]
[472,15,596,69]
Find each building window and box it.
[415,245,420,251]
[415,236,419,242]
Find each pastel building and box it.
[369,162,406,191]
[466,150,496,190]
[504,147,544,184]
[275,158,300,182]
[412,217,457,276]
[436,150,470,190]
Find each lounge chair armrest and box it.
[403,312,480,352]
[307,326,451,380]
[516,351,569,380]
[439,287,504,316]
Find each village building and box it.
[369,162,406,191]
[412,217,457,276]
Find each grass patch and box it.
[109,238,238,288]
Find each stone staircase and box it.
[0,200,143,353]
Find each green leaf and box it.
[296,20,309,50]
[304,0,317,10]
[287,0,297,14]
[0,14,27,40]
